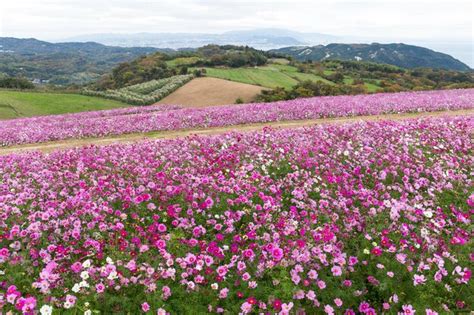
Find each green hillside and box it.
[197,67,297,89]
[0,90,127,120]
[194,64,380,92]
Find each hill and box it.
[92,45,271,90]
[87,46,474,105]
[158,77,266,107]
[271,43,471,71]
[0,90,126,119]
[0,37,164,85]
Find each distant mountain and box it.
[270,43,471,71]
[64,28,338,50]
[0,37,164,84]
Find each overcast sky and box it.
[0,0,472,41]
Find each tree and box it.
[0,76,35,89]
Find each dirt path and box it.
[1,109,473,155]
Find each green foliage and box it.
[94,53,178,90]
[235,97,244,104]
[196,45,268,67]
[255,59,474,102]
[0,76,35,89]
[256,80,368,102]
[324,71,345,83]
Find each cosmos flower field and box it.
[1,116,472,314]
[1,88,473,146]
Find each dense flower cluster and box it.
[83,74,194,105]
[0,116,472,314]
[1,88,473,146]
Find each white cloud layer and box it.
[0,0,472,41]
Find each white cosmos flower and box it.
[424,210,433,218]
[80,271,89,280]
[40,305,53,315]
[72,283,81,293]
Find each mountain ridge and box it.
[270,43,471,71]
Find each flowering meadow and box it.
[1,116,472,314]
[1,88,473,146]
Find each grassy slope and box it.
[195,64,381,92]
[0,90,127,120]
[198,67,298,89]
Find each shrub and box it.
[0,77,35,89]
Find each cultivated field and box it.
[158,77,266,107]
[1,115,472,314]
[1,109,471,155]
[0,85,473,315]
[82,75,193,105]
[0,90,127,119]
[1,88,472,147]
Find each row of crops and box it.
[82,75,194,105]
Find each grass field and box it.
[0,90,127,120]
[194,64,381,92]
[196,67,299,89]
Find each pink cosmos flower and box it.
[141,302,150,312]
[280,302,294,314]
[324,304,335,315]
[272,247,284,261]
[218,288,229,299]
[317,280,326,290]
[71,262,82,273]
[308,269,318,279]
[331,265,342,276]
[348,256,358,266]
[413,274,426,286]
[371,247,382,256]
[359,301,370,313]
[399,304,416,314]
[240,302,253,314]
[96,283,105,293]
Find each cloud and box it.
[0,0,472,42]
